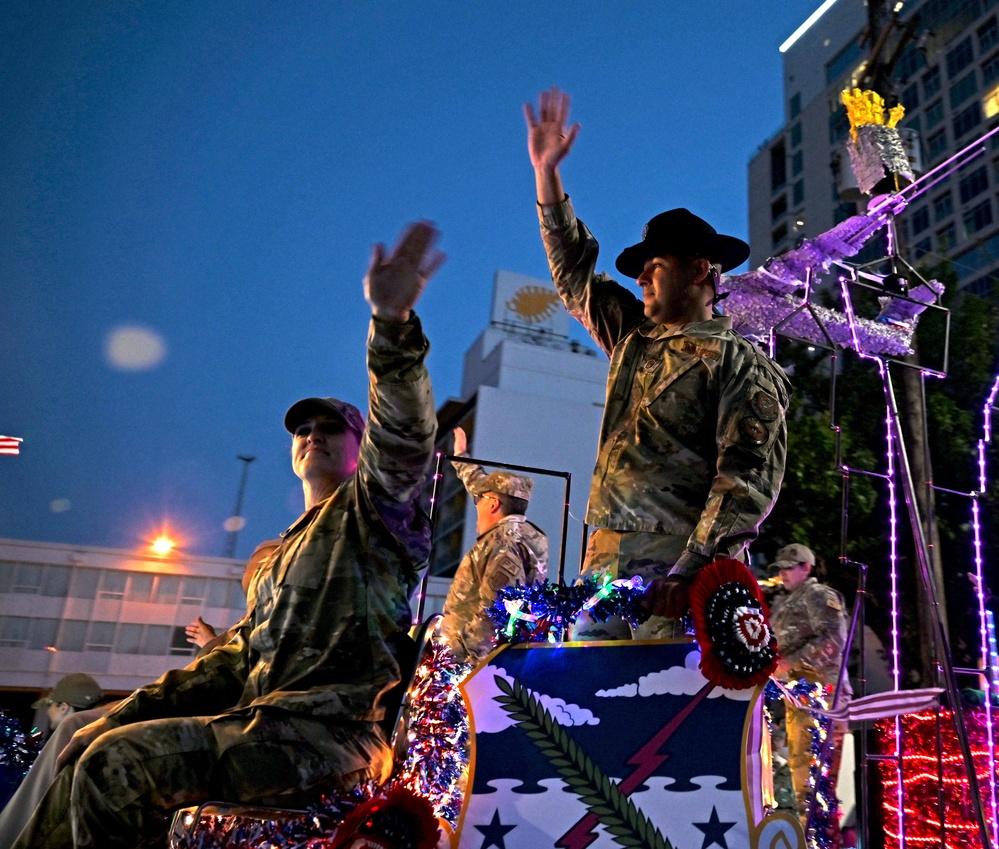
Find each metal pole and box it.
[223,455,256,559]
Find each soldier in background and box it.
[0,676,112,849]
[440,427,548,663]
[524,87,791,637]
[770,543,851,846]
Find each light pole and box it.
[223,455,256,559]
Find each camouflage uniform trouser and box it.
[570,529,689,641]
[11,709,390,849]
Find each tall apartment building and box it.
[749,0,999,297]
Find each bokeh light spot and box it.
[223,516,247,532]
[104,325,167,371]
[50,499,72,513]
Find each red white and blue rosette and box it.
[689,558,779,690]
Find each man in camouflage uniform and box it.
[440,426,548,663]
[524,88,791,636]
[770,543,851,844]
[12,222,444,849]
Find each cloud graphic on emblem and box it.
[594,650,751,700]
[465,666,601,733]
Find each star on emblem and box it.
[693,805,737,849]
[475,809,516,849]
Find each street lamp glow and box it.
[151,535,177,556]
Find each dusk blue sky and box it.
[1,2,822,559]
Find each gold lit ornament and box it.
[840,88,913,194]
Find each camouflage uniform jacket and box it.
[538,196,791,577]
[105,315,436,727]
[771,577,851,692]
[440,459,549,662]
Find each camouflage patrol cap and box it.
[284,397,365,439]
[771,543,816,570]
[471,471,534,502]
[31,673,103,710]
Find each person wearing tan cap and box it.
[0,676,112,849]
[29,674,103,732]
[770,543,851,844]
[11,222,444,849]
[440,427,548,663]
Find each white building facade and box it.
[425,270,608,603]
[0,537,247,698]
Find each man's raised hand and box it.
[524,87,580,176]
[365,221,446,323]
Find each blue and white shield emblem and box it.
[453,639,804,849]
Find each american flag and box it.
[0,435,23,455]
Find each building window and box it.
[28,619,59,651]
[57,620,88,652]
[984,52,999,86]
[926,129,949,160]
[938,222,958,252]
[946,37,974,78]
[829,109,851,144]
[902,81,920,109]
[770,140,787,191]
[126,573,154,602]
[85,621,115,652]
[68,569,99,599]
[949,71,978,109]
[181,577,206,605]
[142,625,172,655]
[963,199,994,235]
[791,149,804,176]
[923,66,942,99]
[771,195,788,221]
[772,222,788,247]
[792,180,804,205]
[12,564,43,594]
[115,624,143,654]
[926,99,945,130]
[980,17,999,54]
[913,238,932,259]
[153,575,180,604]
[0,617,29,648]
[953,102,983,138]
[97,571,126,600]
[912,206,931,235]
[827,38,865,84]
[959,165,989,202]
[171,626,195,656]
[896,43,926,80]
[790,122,802,147]
[790,92,801,118]
[933,192,954,221]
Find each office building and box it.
[749,0,999,297]
[0,537,247,698]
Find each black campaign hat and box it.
[615,208,751,277]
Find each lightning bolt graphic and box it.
[555,680,716,849]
